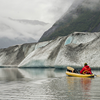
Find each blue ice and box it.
[64,36,73,45]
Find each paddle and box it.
[67,66,74,72]
[94,75,100,77]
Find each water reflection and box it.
[80,78,91,91]
[66,76,93,100]
[0,68,100,100]
[0,68,66,81]
[18,68,66,79]
[0,68,24,81]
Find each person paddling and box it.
[80,63,92,74]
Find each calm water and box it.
[0,68,100,100]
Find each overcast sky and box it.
[0,0,75,48]
[0,0,74,23]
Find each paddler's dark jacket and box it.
[80,65,92,74]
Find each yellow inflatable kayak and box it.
[66,71,94,78]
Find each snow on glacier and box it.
[18,37,66,67]
[0,32,100,68]
[0,43,36,66]
[65,32,100,45]
[35,41,52,49]
[18,32,100,68]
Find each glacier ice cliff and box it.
[0,32,100,68]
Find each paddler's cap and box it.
[84,63,87,65]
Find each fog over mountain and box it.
[0,17,51,48]
[39,0,100,42]
[0,0,75,48]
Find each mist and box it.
[81,0,100,11]
[62,0,100,20]
[0,0,75,48]
[0,0,75,23]
[0,17,52,48]
[0,17,51,40]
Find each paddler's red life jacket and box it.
[80,65,92,74]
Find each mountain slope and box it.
[39,0,100,42]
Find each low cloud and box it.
[82,0,100,11]
[0,0,74,23]
[0,17,52,41]
[0,0,75,48]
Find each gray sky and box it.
[0,0,75,48]
[0,0,74,23]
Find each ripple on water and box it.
[0,69,100,100]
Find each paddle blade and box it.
[67,66,74,71]
[96,75,100,77]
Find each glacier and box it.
[0,32,100,68]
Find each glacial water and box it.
[0,68,100,100]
